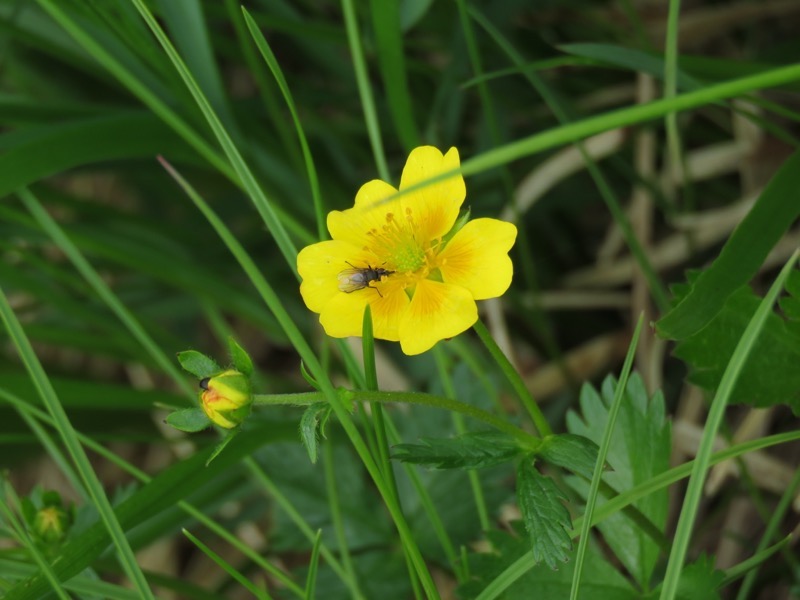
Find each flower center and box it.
[366,208,428,273]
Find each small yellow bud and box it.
[33,505,71,545]
[200,369,252,429]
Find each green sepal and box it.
[206,428,241,466]
[177,350,221,378]
[537,433,599,480]
[300,402,332,463]
[441,206,471,247]
[228,337,253,376]
[165,408,211,432]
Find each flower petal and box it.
[437,218,517,300]
[320,282,409,341]
[298,239,369,313]
[399,146,465,242]
[327,179,399,248]
[398,279,477,355]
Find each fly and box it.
[338,262,393,296]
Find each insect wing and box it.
[338,267,369,293]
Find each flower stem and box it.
[472,318,552,437]
[253,390,539,449]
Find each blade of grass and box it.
[362,306,423,599]
[0,481,70,600]
[470,7,670,312]
[570,314,645,600]
[341,0,389,181]
[321,441,366,600]
[659,250,799,600]
[0,286,155,599]
[241,7,326,241]
[17,188,192,396]
[736,466,800,598]
[304,530,323,600]
[473,318,552,437]
[182,528,272,600]
[127,0,300,272]
[474,428,800,600]
[0,388,306,599]
[368,0,420,150]
[664,0,688,209]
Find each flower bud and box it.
[32,504,71,545]
[200,369,252,429]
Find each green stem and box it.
[253,390,539,449]
[472,319,552,437]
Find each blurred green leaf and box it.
[459,526,638,599]
[177,350,221,379]
[0,112,199,198]
[516,459,572,569]
[165,408,209,433]
[657,149,800,340]
[647,555,724,600]
[392,431,523,470]
[566,374,671,589]
[537,434,598,481]
[671,281,800,413]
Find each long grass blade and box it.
[659,249,800,600]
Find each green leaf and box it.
[565,373,671,589]
[227,337,253,377]
[177,350,221,379]
[0,112,199,198]
[516,460,572,569]
[165,408,210,433]
[647,555,724,600]
[300,403,331,464]
[392,431,523,470]
[459,526,638,599]
[537,434,599,480]
[671,281,800,413]
[657,149,800,339]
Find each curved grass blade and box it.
[657,149,800,339]
[241,7,326,241]
[569,314,644,600]
[659,251,800,600]
[0,286,155,599]
[182,528,272,600]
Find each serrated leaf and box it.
[177,350,221,378]
[657,149,800,339]
[538,433,599,480]
[671,282,800,413]
[565,373,670,588]
[459,526,638,599]
[647,555,724,600]
[227,337,253,376]
[516,460,572,569]
[300,402,331,464]
[391,431,523,470]
[165,408,211,433]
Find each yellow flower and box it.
[200,369,252,429]
[297,146,517,355]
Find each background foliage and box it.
[1,0,799,599]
